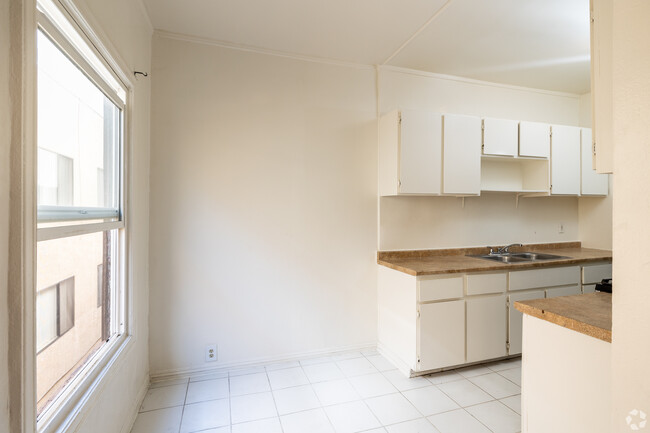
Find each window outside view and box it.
[36,27,122,416]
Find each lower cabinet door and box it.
[418,300,465,371]
[466,295,507,363]
[508,290,545,355]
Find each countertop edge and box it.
[377,255,612,276]
[514,296,612,343]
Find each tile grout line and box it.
[356,394,383,431]
[227,374,233,430]
[265,367,285,433]
[462,398,522,433]
[430,378,498,429]
[396,386,458,430]
[495,369,522,387]
[177,380,190,433]
[305,363,348,433]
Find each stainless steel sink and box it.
[473,255,531,263]
[468,252,569,263]
[509,252,569,261]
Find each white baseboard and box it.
[119,376,149,433]
[150,342,377,382]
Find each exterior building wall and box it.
[36,232,103,404]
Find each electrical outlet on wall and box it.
[558,223,565,234]
[205,344,217,362]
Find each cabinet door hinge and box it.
[398,113,402,124]
[506,342,511,351]
[593,142,597,155]
[416,309,420,318]
[398,180,402,189]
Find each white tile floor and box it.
[131,351,522,433]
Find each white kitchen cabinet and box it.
[582,262,612,293]
[510,266,580,291]
[483,118,518,157]
[378,110,442,196]
[581,128,609,195]
[582,263,612,284]
[379,261,609,377]
[590,0,613,174]
[508,289,545,355]
[466,272,506,296]
[419,276,464,302]
[546,285,582,298]
[519,121,550,158]
[551,125,581,195]
[443,114,482,195]
[466,295,507,363]
[418,300,466,371]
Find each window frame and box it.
[31,0,135,432]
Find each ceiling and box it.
[142,0,591,94]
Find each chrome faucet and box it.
[487,243,523,255]
[497,243,523,255]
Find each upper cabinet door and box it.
[483,118,518,157]
[399,110,442,194]
[580,128,609,195]
[443,114,481,195]
[519,121,550,158]
[551,125,581,195]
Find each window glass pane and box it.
[36,230,119,415]
[58,277,75,335]
[36,285,58,352]
[37,30,120,215]
[37,150,58,206]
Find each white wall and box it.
[378,67,582,250]
[612,1,650,430]
[0,0,11,430]
[149,35,378,376]
[578,93,613,250]
[380,195,579,250]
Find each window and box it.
[36,277,75,353]
[35,0,128,426]
[38,150,73,206]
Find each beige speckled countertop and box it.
[377,242,612,276]
[515,292,612,342]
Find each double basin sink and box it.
[468,252,569,264]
